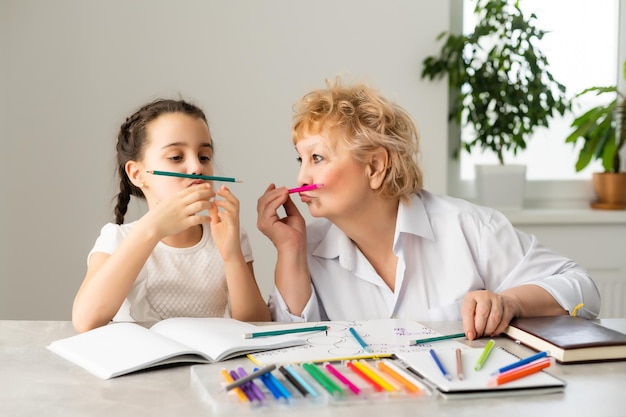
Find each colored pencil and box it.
[243,325,328,339]
[409,332,466,345]
[146,170,242,183]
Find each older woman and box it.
[257,77,600,340]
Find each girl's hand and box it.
[257,183,306,251]
[208,185,243,262]
[461,290,521,340]
[141,183,215,239]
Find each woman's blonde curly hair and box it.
[292,77,423,201]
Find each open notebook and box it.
[47,318,308,379]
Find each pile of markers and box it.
[215,359,431,411]
[429,340,552,386]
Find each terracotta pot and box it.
[591,172,626,210]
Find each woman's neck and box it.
[332,197,400,255]
[333,197,400,291]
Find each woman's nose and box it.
[296,166,312,187]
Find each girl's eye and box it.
[312,154,324,163]
[168,155,183,162]
[296,156,302,166]
[200,155,212,162]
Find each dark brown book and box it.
[503,316,626,364]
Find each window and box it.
[449,0,624,207]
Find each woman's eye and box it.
[200,155,212,162]
[168,155,183,162]
[312,154,324,163]
[296,156,302,165]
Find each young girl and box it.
[73,99,270,332]
[257,78,601,340]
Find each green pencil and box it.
[408,332,466,346]
[243,325,328,339]
[146,170,242,183]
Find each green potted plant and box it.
[421,0,569,209]
[565,60,626,209]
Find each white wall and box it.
[0,0,450,319]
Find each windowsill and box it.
[502,207,626,225]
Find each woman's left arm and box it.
[461,209,600,340]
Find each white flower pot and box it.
[475,164,527,210]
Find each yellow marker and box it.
[571,303,584,317]
[220,369,248,403]
[352,360,395,392]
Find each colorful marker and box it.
[288,184,324,194]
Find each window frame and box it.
[446,0,626,209]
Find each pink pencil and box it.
[288,184,324,194]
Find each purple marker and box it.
[237,367,265,401]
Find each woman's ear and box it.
[125,160,144,189]
[366,147,389,190]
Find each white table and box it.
[2,320,625,417]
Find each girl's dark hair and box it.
[114,98,208,224]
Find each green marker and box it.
[474,339,495,371]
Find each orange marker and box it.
[488,357,551,386]
[376,361,421,393]
[220,369,248,402]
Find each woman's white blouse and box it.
[269,190,600,322]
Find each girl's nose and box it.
[187,159,204,175]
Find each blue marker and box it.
[255,368,282,399]
[492,351,549,375]
[429,349,452,381]
[349,327,370,352]
[284,364,318,397]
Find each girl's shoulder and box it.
[98,221,137,238]
[93,222,138,249]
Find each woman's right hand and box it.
[258,183,312,317]
[257,183,306,251]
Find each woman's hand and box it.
[461,290,521,340]
[257,183,306,251]
[257,183,312,316]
